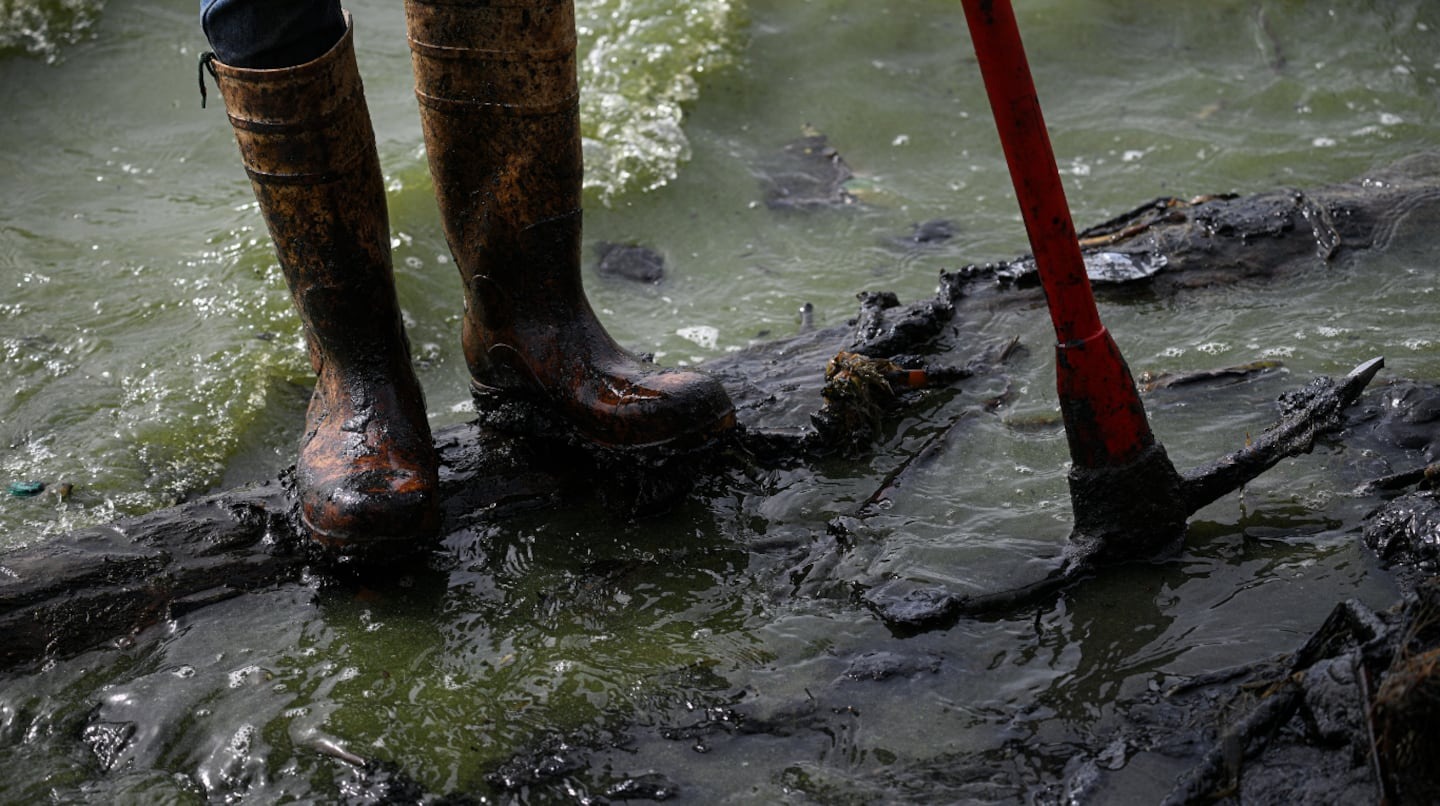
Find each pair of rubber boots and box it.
[207,2,734,556]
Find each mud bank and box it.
[5,155,1440,801]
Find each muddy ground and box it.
[4,153,1440,802]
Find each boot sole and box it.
[303,515,432,562]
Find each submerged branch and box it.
[1181,356,1384,513]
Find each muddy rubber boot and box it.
[207,17,440,554]
[405,0,735,449]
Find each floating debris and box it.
[756,133,859,211]
[8,481,45,498]
[889,218,960,247]
[594,241,666,284]
[1138,359,1285,391]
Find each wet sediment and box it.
[8,156,1440,660]
[5,156,1440,799]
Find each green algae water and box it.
[2,0,1440,801]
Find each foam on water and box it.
[577,0,743,202]
[0,0,103,62]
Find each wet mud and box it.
[6,155,1440,801]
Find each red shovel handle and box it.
[962,0,1097,342]
[961,0,1154,467]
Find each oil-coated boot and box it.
[405,0,735,448]
[208,16,440,552]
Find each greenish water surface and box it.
[2,0,1439,801]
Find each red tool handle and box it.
[962,0,1098,343]
[961,0,1154,468]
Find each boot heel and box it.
[469,378,555,439]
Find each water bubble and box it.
[229,723,255,754]
[227,664,262,688]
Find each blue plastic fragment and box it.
[8,481,45,497]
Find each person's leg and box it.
[405,0,735,449]
[204,13,440,554]
[201,0,344,69]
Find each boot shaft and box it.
[406,0,578,110]
[209,17,406,369]
[407,0,584,295]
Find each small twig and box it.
[1363,462,1440,493]
[856,411,973,517]
[1163,598,1390,804]
[1357,662,1392,804]
[1160,679,1304,805]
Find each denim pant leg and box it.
[201,0,345,69]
